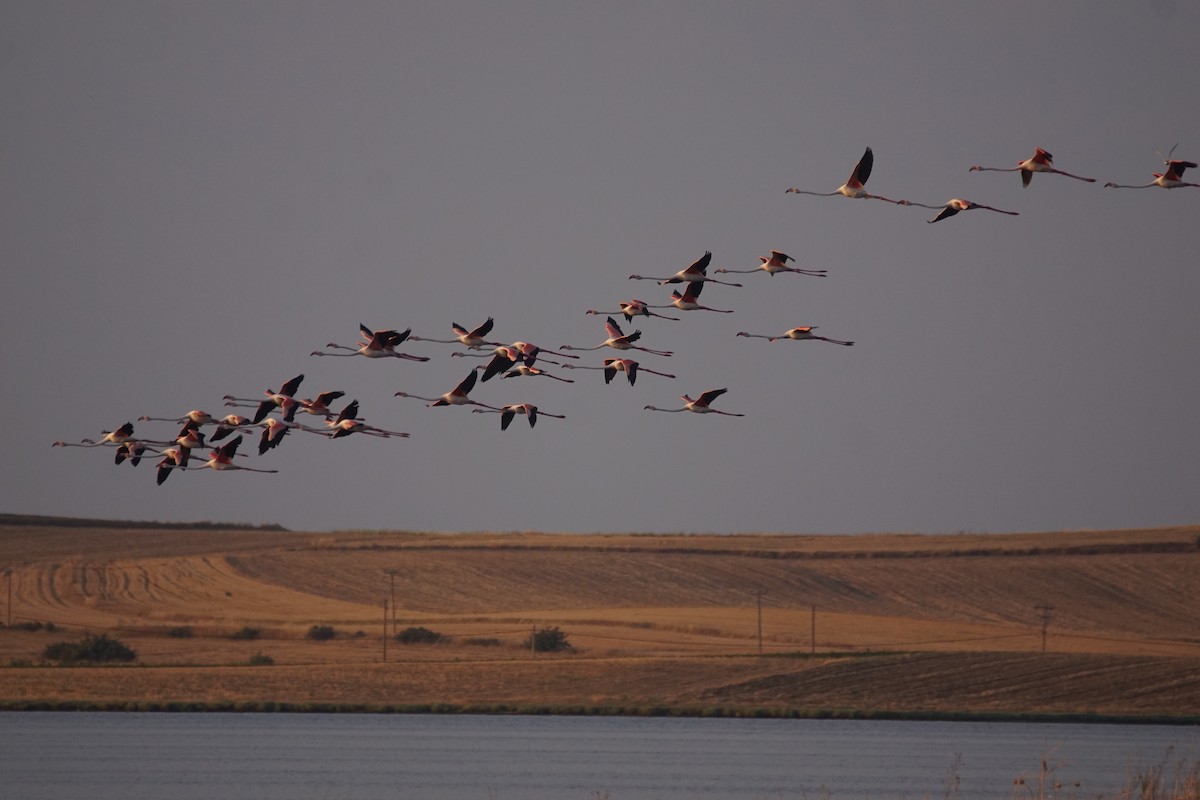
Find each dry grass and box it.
[2,519,1199,717]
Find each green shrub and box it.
[231,627,261,640]
[166,626,193,638]
[396,626,443,644]
[306,625,336,641]
[248,652,274,666]
[523,626,573,653]
[42,634,136,664]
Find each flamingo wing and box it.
[471,317,495,338]
[278,374,304,397]
[604,316,625,338]
[697,388,729,406]
[336,400,360,423]
[685,250,713,275]
[454,369,478,396]
[850,147,873,186]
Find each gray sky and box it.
[4,2,1198,534]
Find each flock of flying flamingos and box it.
[52,145,1197,486]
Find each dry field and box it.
[2,516,1199,718]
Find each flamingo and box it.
[560,316,673,357]
[257,417,292,455]
[628,251,742,287]
[450,345,524,382]
[114,441,153,467]
[508,341,578,365]
[211,414,253,442]
[969,147,1096,187]
[408,317,502,350]
[471,403,566,430]
[306,399,410,439]
[715,250,827,278]
[670,281,733,313]
[786,147,910,204]
[154,446,191,485]
[1105,147,1199,189]
[737,327,855,346]
[53,422,137,448]
[137,410,214,426]
[310,324,429,362]
[223,374,304,423]
[905,198,1019,223]
[644,388,745,417]
[585,299,679,322]
[192,435,279,475]
[561,357,676,386]
[394,370,488,407]
[296,390,347,418]
[499,364,575,383]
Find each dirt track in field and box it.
[1,518,1198,717]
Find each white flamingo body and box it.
[408,317,501,350]
[395,370,487,407]
[1105,156,1199,190]
[472,403,566,430]
[311,324,429,361]
[907,198,1019,223]
[193,435,279,474]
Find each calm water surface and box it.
[0,713,1196,800]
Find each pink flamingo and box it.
[408,317,502,350]
[471,403,566,430]
[585,299,679,322]
[786,147,910,204]
[1105,147,1199,189]
[969,147,1096,187]
[737,327,855,346]
[154,446,192,485]
[310,324,429,362]
[628,251,742,287]
[905,198,1019,223]
[716,250,827,278]
[223,374,304,423]
[394,370,489,408]
[53,421,136,448]
[256,418,293,455]
[499,364,574,383]
[296,390,347,419]
[137,410,214,426]
[644,388,745,417]
[192,435,279,475]
[560,317,673,357]
[450,345,525,382]
[304,399,409,439]
[211,414,253,442]
[562,357,676,386]
[670,281,733,313]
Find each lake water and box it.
[0,713,1196,800]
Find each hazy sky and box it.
[4,2,1198,535]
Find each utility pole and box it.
[530,625,537,660]
[810,605,816,655]
[382,596,388,663]
[389,572,397,636]
[752,590,765,655]
[5,568,11,628]
[1035,604,1054,653]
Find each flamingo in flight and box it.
[786,147,910,204]
[408,317,502,350]
[256,417,292,455]
[395,370,488,408]
[561,357,676,386]
[1105,147,1199,189]
[53,421,137,448]
[154,446,191,485]
[644,388,745,417]
[969,147,1096,187]
[137,409,214,426]
[223,374,304,423]
[296,390,347,419]
[716,250,827,278]
[499,364,575,383]
[303,399,410,439]
[905,198,1019,223]
[192,435,279,475]
[670,281,733,314]
[471,403,566,430]
[628,251,742,287]
[113,441,153,467]
[737,327,855,346]
[451,346,524,382]
[311,324,429,362]
[211,414,253,442]
[585,299,679,322]
[560,316,673,357]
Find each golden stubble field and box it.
[1,518,1199,717]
